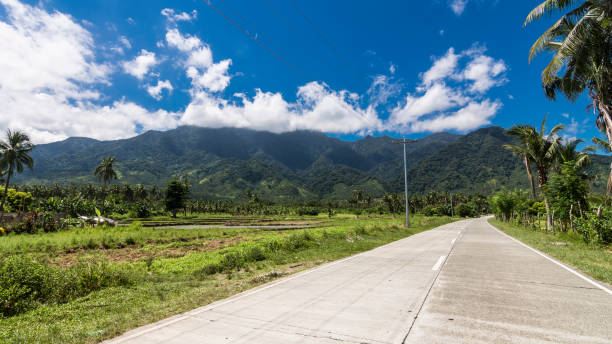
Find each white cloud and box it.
[389,64,396,74]
[367,75,402,108]
[187,59,232,92]
[110,35,132,54]
[450,0,468,15]
[460,54,507,93]
[122,49,158,79]
[180,82,381,135]
[147,79,173,100]
[166,28,202,52]
[389,46,506,133]
[0,0,178,143]
[406,100,501,133]
[389,83,469,126]
[161,8,197,22]
[0,0,509,144]
[119,36,131,49]
[186,46,213,68]
[421,48,460,86]
[561,113,569,118]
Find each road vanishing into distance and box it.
[106,217,612,344]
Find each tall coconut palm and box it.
[504,125,539,201]
[525,0,612,200]
[94,157,118,211]
[0,129,35,211]
[503,117,564,231]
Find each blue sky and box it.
[0,0,605,146]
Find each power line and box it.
[286,0,362,81]
[261,0,334,72]
[202,0,307,80]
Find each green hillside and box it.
[15,126,611,200]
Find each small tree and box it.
[0,130,34,212]
[545,162,590,231]
[165,180,189,218]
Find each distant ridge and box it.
[15,126,611,200]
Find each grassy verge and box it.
[0,215,454,343]
[488,218,612,285]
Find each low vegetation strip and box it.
[0,215,454,344]
[488,218,612,285]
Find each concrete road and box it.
[105,217,612,344]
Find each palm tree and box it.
[503,117,564,231]
[593,135,612,198]
[0,129,35,211]
[94,157,118,210]
[558,138,595,168]
[525,0,612,199]
[504,125,539,200]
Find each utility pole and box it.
[393,138,417,227]
[450,193,454,217]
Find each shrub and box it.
[0,256,56,316]
[130,202,152,218]
[297,207,319,216]
[575,214,612,245]
[244,246,266,262]
[456,202,477,218]
[0,256,137,317]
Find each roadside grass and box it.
[488,218,612,285]
[0,215,454,344]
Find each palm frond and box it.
[524,0,583,26]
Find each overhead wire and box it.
[202,0,307,80]
[261,0,335,73]
[286,0,363,81]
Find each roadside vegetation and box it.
[0,215,454,343]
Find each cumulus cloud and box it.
[0,0,509,144]
[0,0,178,143]
[122,49,158,79]
[388,46,506,133]
[180,82,381,135]
[161,8,197,22]
[165,28,202,52]
[147,79,173,100]
[450,0,468,15]
[421,48,460,86]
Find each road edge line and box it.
[106,219,466,343]
[486,218,612,296]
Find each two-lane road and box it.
[106,217,612,343]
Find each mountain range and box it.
[15,126,611,200]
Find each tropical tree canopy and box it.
[0,129,35,211]
[525,0,612,197]
[94,157,118,186]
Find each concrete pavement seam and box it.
[401,227,464,343]
[106,219,467,343]
[486,220,612,296]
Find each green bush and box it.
[0,256,57,316]
[0,256,137,317]
[575,214,612,245]
[456,202,477,218]
[130,202,152,218]
[297,207,319,216]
